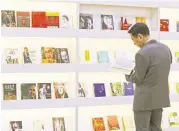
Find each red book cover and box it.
[120,17,132,30]
[160,19,169,32]
[46,12,59,28]
[16,11,30,27]
[32,12,47,28]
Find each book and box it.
[46,11,60,28]
[176,83,179,94]
[3,84,17,100]
[32,11,47,28]
[136,17,146,24]
[61,14,73,28]
[160,19,169,32]
[79,13,93,29]
[93,83,106,97]
[55,48,70,63]
[1,10,16,27]
[168,112,179,127]
[123,82,134,96]
[33,120,45,131]
[177,21,179,32]
[16,11,30,27]
[107,116,120,131]
[78,83,86,97]
[97,51,110,64]
[21,83,37,100]
[110,82,123,96]
[37,83,51,99]
[4,48,19,64]
[10,121,22,131]
[22,47,36,64]
[101,14,114,30]
[92,117,106,131]
[53,82,68,98]
[122,116,135,131]
[52,117,66,131]
[175,51,179,63]
[120,17,133,30]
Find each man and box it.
[125,23,172,131]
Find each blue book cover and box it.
[123,82,134,96]
[93,83,106,97]
[97,51,110,64]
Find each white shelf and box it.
[1,98,77,110]
[2,63,179,73]
[160,32,179,40]
[164,127,179,131]
[31,0,158,7]
[1,95,179,110]
[77,96,133,107]
[1,28,78,38]
[1,64,77,73]
[1,28,158,39]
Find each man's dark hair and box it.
[128,23,150,37]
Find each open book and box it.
[110,52,135,75]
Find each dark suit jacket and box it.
[125,39,172,111]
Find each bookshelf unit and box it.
[1,0,179,131]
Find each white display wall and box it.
[1,0,179,131]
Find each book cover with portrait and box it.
[1,10,16,27]
[9,121,22,131]
[3,83,17,100]
[16,11,30,27]
[21,83,37,100]
[53,82,68,99]
[46,11,60,28]
[22,47,36,64]
[60,13,72,28]
[37,83,51,99]
[52,117,66,131]
[55,48,70,63]
[41,47,56,63]
[101,14,114,30]
[79,13,93,29]
[33,120,45,131]
[4,48,19,64]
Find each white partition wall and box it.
[1,0,179,131]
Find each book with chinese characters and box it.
[3,84,17,100]
[16,11,30,27]
[160,19,169,32]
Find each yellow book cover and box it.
[136,17,146,24]
[45,11,59,16]
[84,50,90,62]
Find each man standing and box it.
[125,23,172,131]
